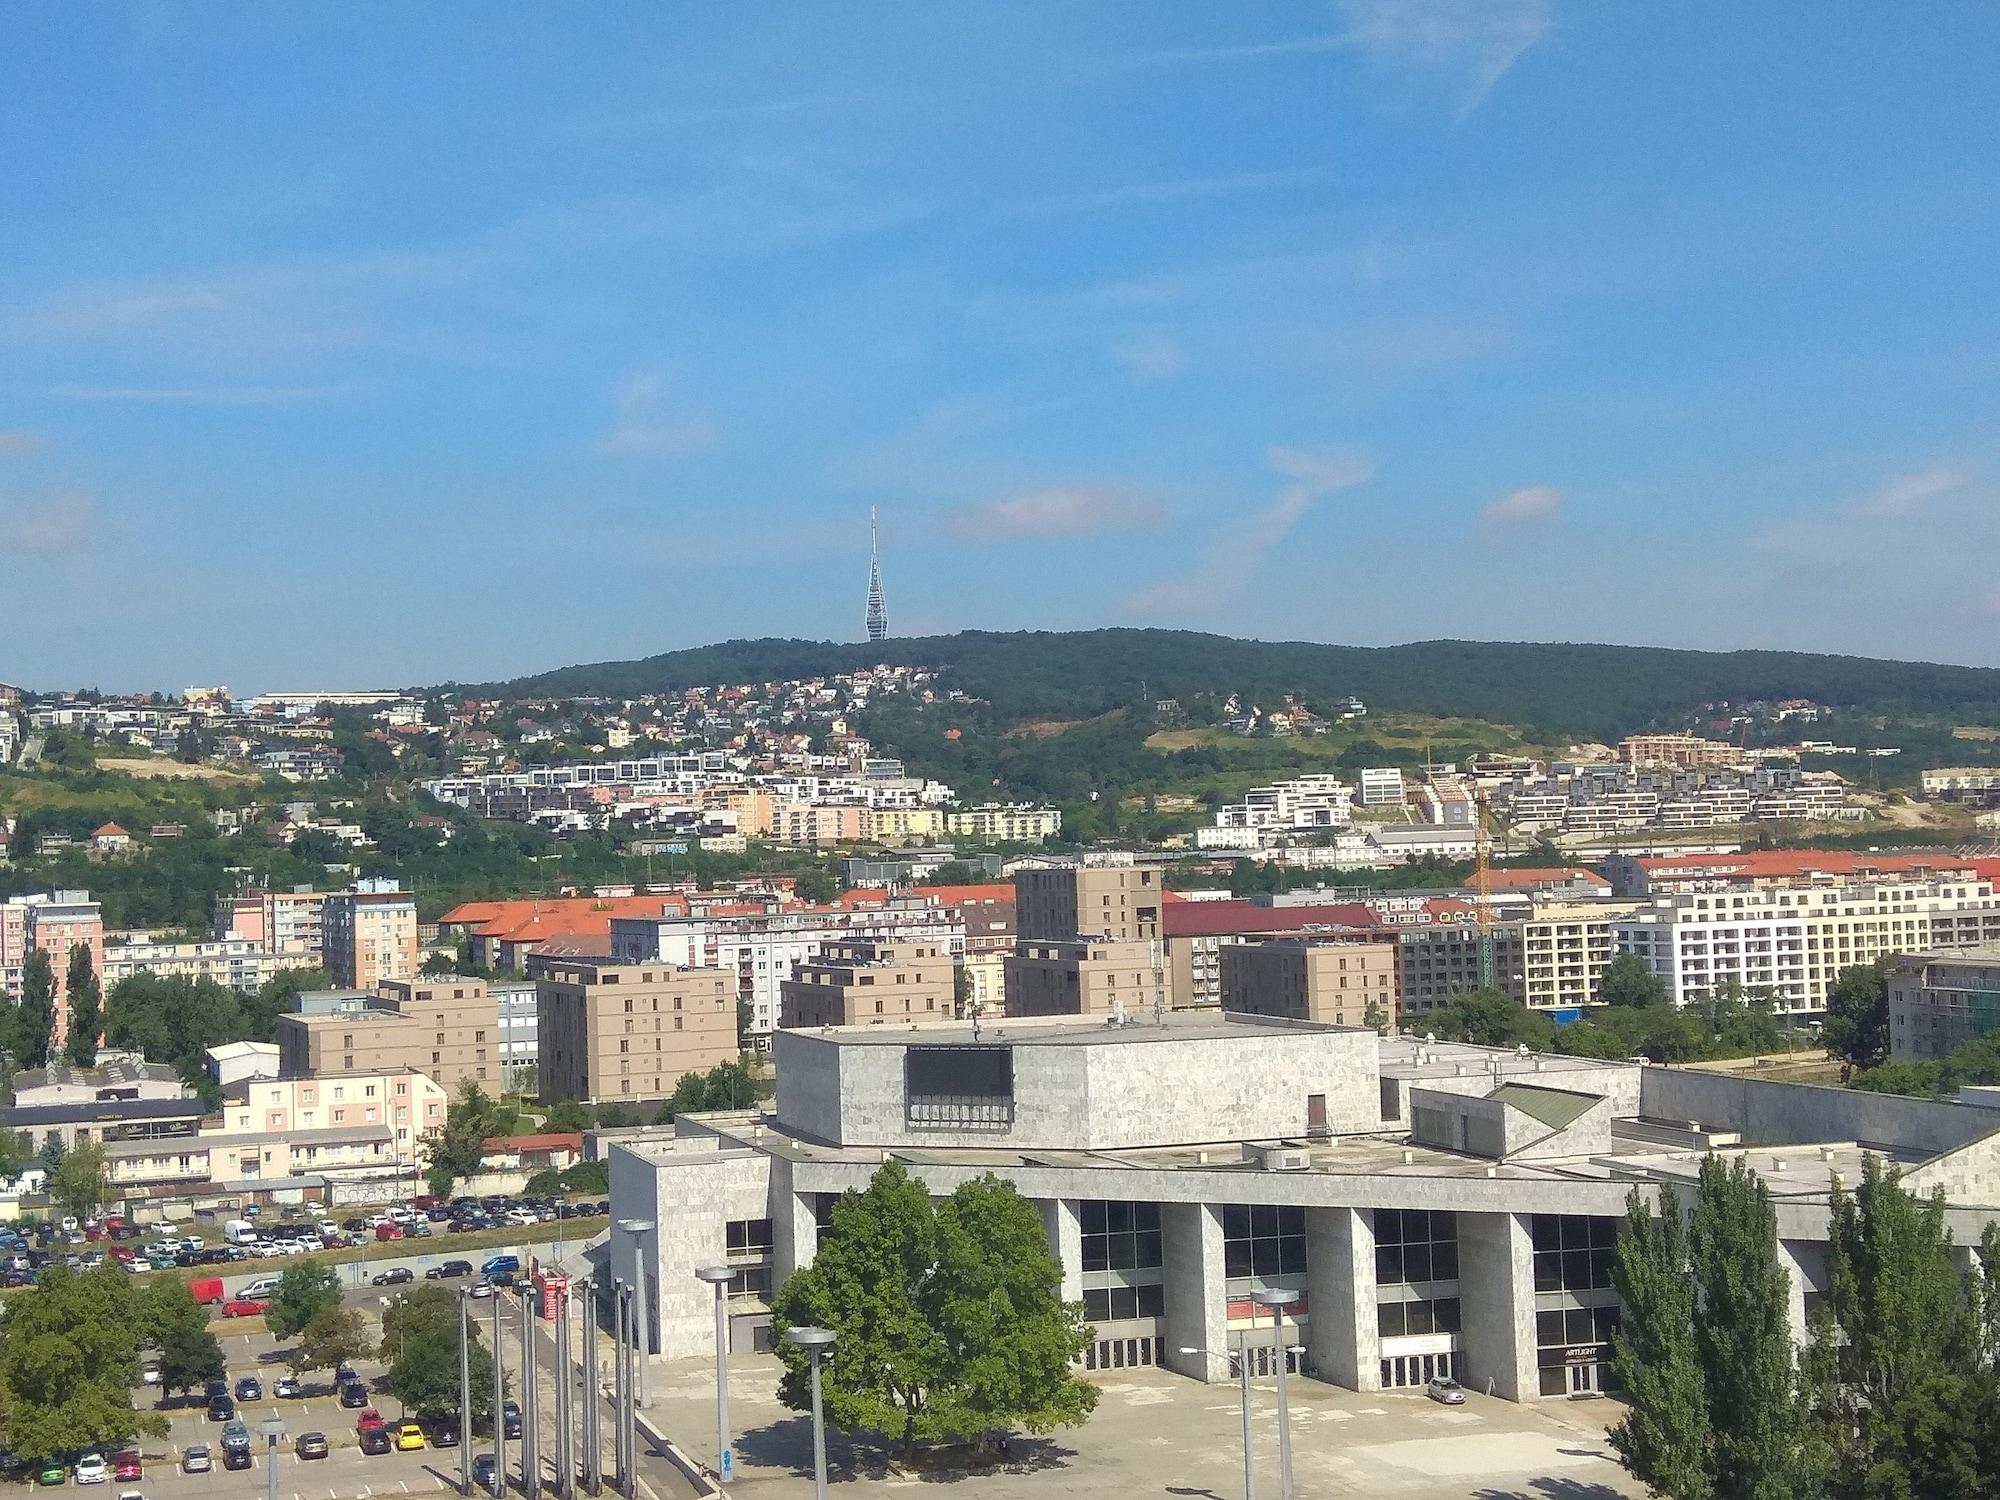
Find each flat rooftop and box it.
[787,1011,1352,1049]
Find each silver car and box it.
[1426,1376,1466,1405]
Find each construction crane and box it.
[1474,787,1496,990]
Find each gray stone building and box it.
[607,1010,2000,1402]
[1890,944,2000,1059]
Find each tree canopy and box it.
[62,945,101,1068]
[1822,959,1893,1072]
[0,1262,168,1460]
[266,1261,345,1341]
[770,1162,1096,1456]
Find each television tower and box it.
[865,506,888,642]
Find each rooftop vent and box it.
[1250,1143,1312,1172]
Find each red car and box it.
[109,1247,136,1265]
[112,1455,141,1482]
[412,1195,438,1211]
[356,1410,385,1435]
[374,1223,404,1242]
[221,1297,269,1318]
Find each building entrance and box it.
[1380,1351,1455,1389]
[1566,1360,1600,1397]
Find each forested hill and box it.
[475,631,2000,739]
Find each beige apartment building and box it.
[324,883,419,989]
[1005,937,1166,1019]
[866,808,946,845]
[214,887,331,958]
[1617,734,1740,770]
[1014,863,1163,943]
[275,976,500,1092]
[779,937,956,1029]
[530,955,739,1104]
[1220,938,1396,1028]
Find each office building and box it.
[778,937,955,1029]
[609,1012,2000,1402]
[323,881,419,989]
[529,955,738,1104]
[275,976,501,1091]
[1889,947,2000,1060]
[1357,767,1406,807]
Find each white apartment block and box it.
[1212,774,1354,840]
[1358,768,1406,807]
[944,804,1063,843]
[1924,769,2000,802]
[101,934,286,993]
[1615,877,2000,1016]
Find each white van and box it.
[223,1219,258,1246]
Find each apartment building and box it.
[1220,938,1395,1028]
[1396,922,1526,1016]
[494,978,541,1089]
[1160,898,1399,1010]
[1004,937,1167,1019]
[1516,903,1642,1015]
[100,933,285,993]
[943,804,1063,843]
[1015,863,1163,944]
[1922,769,2000,804]
[0,890,105,1042]
[1616,878,2000,1015]
[214,886,332,958]
[866,807,945,845]
[779,938,956,1028]
[610,902,965,1038]
[774,803,867,846]
[1603,849,1999,898]
[216,1069,448,1167]
[1618,734,1740,769]
[1889,946,2000,1060]
[323,881,418,989]
[1357,767,1405,807]
[529,955,738,1104]
[275,976,500,1091]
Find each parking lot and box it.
[645,1352,1646,1499]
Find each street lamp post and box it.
[490,1285,507,1499]
[1250,1288,1299,1500]
[519,1287,540,1497]
[458,1289,475,1497]
[1178,1344,1253,1500]
[556,1288,575,1500]
[784,1326,837,1500]
[616,1219,657,1408]
[580,1278,601,1495]
[259,1414,286,1500]
[694,1265,735,1486]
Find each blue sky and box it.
[4,3,1998,692]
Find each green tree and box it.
[383,1285,499,1422]
[770,1163,1097,1457]
[1600,952,1669,1008]
[48,1138,108,1220]
[0,1128,31,1184]
[1611,1158,1828,1500]
[63,945,102,1067]
[17,948,57,1069]
[0,1262,168,1459]
[287,1305,375,1382]
[1813,1153,1990,1499]
[155,1323,226,1400]
[543,1099,595,1134]
[1848,1060,1942,1098]
[792,866,839,903]
[424,1079,510,1196]
[266,1261,344,1341]
[1822,959,1893,1072]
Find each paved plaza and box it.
[644,1352,1647,1500]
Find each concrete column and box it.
[1307,1206,1377,1390]
[772,1187,818,1285]
[1777,1238,1810,1348]
[1459,1211,1537,1401]
[1039,1199,1083,1303]
[1161,1202,1228,1382]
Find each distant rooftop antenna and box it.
[865,507,888,643]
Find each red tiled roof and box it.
[915,883,1015,906]
[1162,900,1390,938]
[1477,867,1612,891]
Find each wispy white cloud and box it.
[1109,332,1189,381]
[1482,484,1563,527]
[50,384,341,405]
[594,373,719,458]
[948,485,1167,540]
[0,489,97,555]
[1848,464,1970,517]
[0,430,44,457]
[1125,447,1372,615]
[1014,169,1324,218]
[1337,0,1552,117]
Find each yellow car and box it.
[394,1423,426,1452]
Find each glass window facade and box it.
[1531,1215,1615,1292]
[1374,1208,1459,1285]
[1377,1297,1462,1337]
[1081,1201,1162,1273]
[1530,1215,1623,1397]
[1222,1204,1307,1283]
[1082,1283,1166,1321]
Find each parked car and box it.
[427,1260,474,1279]
[294,1433,328,1461]
[335,1362,360,1387]
[467,1279,497,1300]
[338,1382,370,1409]
[394,1423,425,1452]
[372,1266,414,1286]
[1426,1376,1467,1406]
[481,1254,520,1277]
[220,1299,267,1319]
[358,1428,392,1456]
[111,1456,140,1483]
[72,1455,108,1486]
[472,1453,497,1489]
[234,1377,262,1403]
[204,1379,228,1403]
[36,1461,65,1486]
[273,1376,300,1399]
[207,1395,235,1422]
[354,1410,384,1434]
[179,1447,211,1476]
[501,1400,522,1439]
[138,1361,160,1386]
[428,1419,460,1448]
[375,1223,404,1242]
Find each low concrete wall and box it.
[1641,1068,1999,1155]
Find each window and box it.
[726,1219,774,1257]
[1080,1201,1163,1272]
[1374,1208,1459,1285]
[1082,1283,1165,1321]
[1377,1297,1462,1337]
[1221,1204,1307,1283]
[1531,1215,1617,1292]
